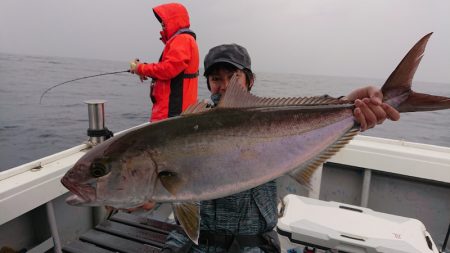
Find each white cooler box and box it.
[277,194,439,253]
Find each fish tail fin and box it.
[381,32,450,112]
[395,91,450,113]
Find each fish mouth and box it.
[61,176,96,206]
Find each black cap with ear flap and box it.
[204,44,253,91]
[204,44,252,77]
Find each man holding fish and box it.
[148,43,400,252]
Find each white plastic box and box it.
[277,194,439,253]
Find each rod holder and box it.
[84,100,111,225]
[85,100,110,145]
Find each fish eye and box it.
[90,163,110,178]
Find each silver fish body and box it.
[61,33,450,243]
[62,103,355,207]
[136,105,354,203]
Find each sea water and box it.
[1,53,449,171]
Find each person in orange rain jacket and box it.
[130,3,199,122]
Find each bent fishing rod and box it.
[39,70,130,104]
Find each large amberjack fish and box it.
[61,33,450,243]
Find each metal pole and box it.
[361,169,372,207]
[85,100,107,145]
[46,201,62,253]
[84,100,108,225]
[442,222,450,252]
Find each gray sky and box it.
[1,0,449,83]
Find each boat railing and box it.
[1,134,449,252]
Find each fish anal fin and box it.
[172,202,200,244]
[288,166,314,191]
[218,74,348,109]
[289,128,359,188]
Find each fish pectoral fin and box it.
[159,171,185,196]
[172,202,200,244]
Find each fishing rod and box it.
[39,70,130,104]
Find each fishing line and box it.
[39,70,130,104]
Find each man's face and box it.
[208,68,248,96]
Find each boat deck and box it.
[1,135,448,252]
[62,212,181,253]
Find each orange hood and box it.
[153,3,190,43]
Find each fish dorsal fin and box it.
[218,74,346,109]
[289,128,359,188]
[172,202,200,244]
[181,101,211,116]
[381,33,432,107]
